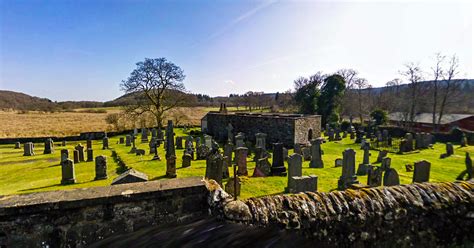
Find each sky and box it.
[0,0,472,101]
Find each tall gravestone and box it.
[75,144,85,162]
[43,138,54,154]
[23,142,34,156]
[235,133,245,148]
[224,142,233,167]
[125,135,132,146]
[86,148,94,162]
[255,133,267,149]
[456,152,472,181]
[94,155,108,180]
[337,148,359,190]
[309,138,324,168]
[357,141,371,175]
[141,128,148,143]
[287,153,303,192]
[165,120,177,178]
[73,150,79,163]
[204,135,212,148]
[413,160,431,183]
[367,165,383,187]
[271,143,287,176]
[205,153,224,185]
[182,153,192,168]
[86,140,92,150]
[60,149,69,163]
[176,136,183,149]
[102,137,109,149]
[235,147,248,176]
[61,159,76,184]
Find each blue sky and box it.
[1,0,472,101]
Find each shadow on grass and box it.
[150,175,169,180]
[19,180,91,192]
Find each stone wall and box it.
[0,177,208,247]
[203,112,321,147]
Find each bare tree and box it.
[437,55,462,128]
[353,78,369,124]
[401,63,423,128]
[120,58,187,129]
[430,53,445,131]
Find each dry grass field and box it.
[0,107,216,138]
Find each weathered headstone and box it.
[446,142,454,156]
[309,138,324,168]
[102,137,109,149]
[175,136,183,149]
[205,153,224,185]
[61,159,76,185]
[235,147,248,176]
[141,128,149,143]
[302,147,311,161]
[196,144,211,160]
[294,143,303,155]
[182,153,192,168]
[383,168,400,186]
[356,142,371,175]
[166,155,177,178]
[86,148,94,162]
[203,134,212,148]
[413,160,431,183]
[23,142,34,156]
[73,150,79,163]
[337,148,359,190]
[235,133,245,148]
[111,169,148,185]
[367,166,383,187]
[149,137,157,154]
[271,143,287,176]
[225,177,241,197]
[86,140,92,150]
[376,150,388,163]
[460,133,468,147]
[94,155,107,180]
[60,149,69,162]
[255,133,267,149]
[75,144,85,162]
[119,137,124,144]
[14,142,20,149]
[381,157,391,171]
[224,142,233,167]
[253,157,271,177]
[125,135,132,146]
[283,147,289,161]
[44,138,54,154]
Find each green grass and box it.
[1,130,472,199]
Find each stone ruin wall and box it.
[0,177,207,247]
[205,112,321,147]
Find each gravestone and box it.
[446,143,454,156]
[271,143,287,176]
[73,150,79,163]
[205,153,224,185]
[61,159,76,185]
[185,137,195,160]
[176,136,183,149]
[302,147,312,161]
[334,129,342,141]
[283,147,289,161]
[413,160,431,183]
[382,129,389,142]
[222,156,230,179]
[86,140,92,150]
[224,142,233,167]
[356,142,371,175]
[152,140,161,161]
[151,128,157,139]
[23,142,34,156]
[327,129,335,141]
[415,133,422,149]
[157,128,164,145]
[376,150,388,163]
[182,153,192,168]
[235,147,248,176]
[381,157,391,171]
[61,140,66,146]
[253,157,271,177]
[255,133,267,149]
[337,148,359,190]
[60,149,69,162]
[287,153,302,192]
[294,143,303,155]
[456,152,472,181]
[165,120,176,159]
[225,177,241,197]
[141,128,149,143]
[44,138,54,154]
[111,169,148,185]
[86,148,94,162]
[460,133,468,147]
[342,131,347,139]
[119,137,124,144]
[383,168,400,186]
[290,176,318,193]
[130,134,137,153]
[235,133,245,148]
[94,155,107,180]
[226,123,234,142]
[125,135,132,146]
[75,144,85,162]
[196,144,211,160]
[367,166,383,187]
[149,137,157,154]
[309,138,324,168]
[14,142,20,149]
[166,155,177,178]
[204,134,212,148]
[405,133,414,151]
[195,137,201,148]
[334,158,343,167]
[102,137,109,149]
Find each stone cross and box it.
[271,143,287,176]
[337,148,359,190]
[413,160,431,183]
[23,142,34,156]
[309,138,324,168]
[94,155,107,180]
[235,147,248,176]
[61,159,76,185]
[43,138,54,154]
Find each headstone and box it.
[382,129,389,142]
[456,152,472,181]
[446,143,454,156]
[235,133,245,148]
[287,153,302,192]
[14,142,20,149]
[166,155,177,178]
[141,128,149,143]
[205,153,224,185]
[23,142,34,156]
[367,166,383,187]
[405,133,414,151]
[327,129,335,141]
[75,144,85,162]
[413,160,431,183]
[184,137,195,160]
[356,142,371,176]
[149,137,157,154]
[302,147,312,161]
[86,140,92,150]
[61,140,66,146]
[253,157,271,177]
[381,157,391,171]
[415,133,422,149]
[383,168,400,186]
[376,150,388,163]
[94,155,107,180]
[309,138,324,168]
[111,169,148,185]
[283,147,289,161]
[255,133,267,149]
[151,128,157,139]
[119,137,124,144]
[289,176,318,193]
[165,120,176,159]
[225,177,241,197]
[204,134,212,148]
[152,140,161,161]
[334,129,342,141]
[176,136,183,149]
[460,133,468,147]
[86,148,94,162]
[73,150,79,163]
[224,142,233,166]
[125,135,132,146]
[222,156,230,179]
[102,137,109,149]
[61,159,76,185]
[182,153,192,168]
[334,158,343,167]
[196,144,211,160]
[271,143,287,176]
[337,148,359,190]
[226,123,234,142]
[235,147,248,176]
[60,149,69,162]
[294,143,303,155]
[157,128,164,146]
[43,138,54,154]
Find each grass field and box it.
[1,129,472,199]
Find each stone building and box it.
[201,112,321,147]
